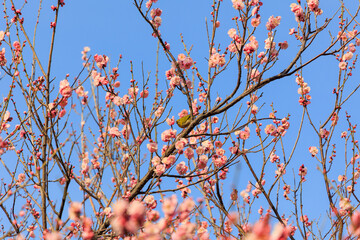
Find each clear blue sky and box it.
[2,0,360,238]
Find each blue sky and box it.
[2,0,360,238]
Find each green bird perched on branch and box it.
[176,114,192,128]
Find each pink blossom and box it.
[176,161,188,175]
[309,146,318,156]
[339,61,347,70]
[266,16,281,31]
[231,0,245,10]
[109,127,121,137]
[228,28,237,38]
[275,163,286,177]
[237,126,250,140]
[144,195,157,209]
[270,151,279,163]
[297,82,310,95]
[209,52,226,68]
[341,131,347,138]
[147,142,158,153]
[213,155,227,167]
[228,42,242,53]
[265,124,277,135]
[113,81,120,88]
[171,222,196,240]
[111,199,146,235]
[150,8,162,19]
[290,3,305,22]
[162,195,177,217]
[0,31,5,42]
[170,75,181,88]
[68,202,82,221]
[251,105,258,114]
[245,215,271,240]
[75,86,88,97]
[59,109,66,118]
[307,0,320,13]
[175,138,188,150]
[94,54,108,69]
[250,69,260,82]
[270,223,291,240]
[251,17,261,27]
[0,48,6,66]
[197,155,208,169]
[128,86,139,99]
[319,128,330,138]
[161,129,177,142]
[278,41,289,49]
[212,116,219,123]
[154,164,166,176]
[155,106,164,117]
[177,53,193,70]
[339,198,352,211]
[298,164,307,178]
[166,116,175,126]
[350,211,360,236]
[184,147,194,159]
[140,89,149,98]
[17,173,26,184]
[151,156,161,166]
[343,51,353,61]
[162,155,176,167]
[59,79,72,98]
[152,16,162,28]
[112,96,122,106]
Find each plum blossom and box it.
[176,161,188,175]
[147,142,158,153]
[110,199,146,236]
[161,129,177,142]
[339,198,352,211]
[228,28,237,39]
[339,61,347,70]
[175,138,188,150]
[244,36,259,55]
[162,195,178,217]
[0,48,6,66]
[154,164,166,176]
[109,127,121,137]
[236,126,250,140]
[231,0,244,10]
[309,146,318,156]
[290,3,305,22]
[308,0,322,15]
[0,31,5,42]
[209,52,226,68]
[68,202,82,221]
[350,211,360,236]
[297,82,310,95]
[197,155,208,169]
[343,52,353,61]
[265,124,277,135]
[251,17,261,27]
[94,54,108,69]
[171,222,196,240]
[59,79,72,98]
[266,16,281,31]
[150,8,162,19]
[177,53,193,70]
[75,86,88,97]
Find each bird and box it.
[176,114,192,128]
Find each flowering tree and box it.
[1,0,360,239]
